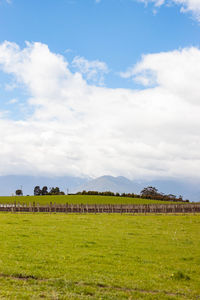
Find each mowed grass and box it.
[0,195,182,205]
[0,214,199,299]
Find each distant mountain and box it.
[75,176,200,202]
[75,175,142,194]
[0,174,199,202]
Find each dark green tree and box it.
[41,186,48,195]
[34,186,41,196]
[16,189,23,196]
[49,187,65,195]
[140,186,159,197]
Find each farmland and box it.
[0,195,183,205]
[0,213,199,299]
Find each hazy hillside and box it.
[0,175,199,202]
[75,175,142,194]
[75,176,200,202]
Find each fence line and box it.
[0,203,199,213]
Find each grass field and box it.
[0,213,199,299]
[0,195,182,205]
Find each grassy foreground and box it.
[0,195,181,205]
[0,214,199,299]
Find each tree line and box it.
[33,186,65,196]
[15,185,189,202]
[15,186,65,196]
[76,186,189,202]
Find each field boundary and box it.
[0,203,199,213]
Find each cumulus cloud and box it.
[138,0,200,21]
[0,41,200,180]
[120,47,200,104]
[72,56,109,85]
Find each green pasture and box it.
[0,195,182,205]
[0,213,199,299]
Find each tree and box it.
[41,186,48,195]
[49,187,60,195]
[34,186,41,196]
[49,187,65,195]
[16,189,23,196]
[140,186,159,197]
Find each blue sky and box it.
[0,0,200,180]
[0,0,200,89]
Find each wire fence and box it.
[0,202,199,213]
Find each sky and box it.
[0,0,200,181]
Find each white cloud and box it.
[138,0,200,21]
[120,47,200,104]
[0,41,200,180]
[8,98,18,104]
[64,48,73,54]
[94,0,200,20]
[72,56,109,85]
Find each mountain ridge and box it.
[0,175,199,202]
[75,175,200,202]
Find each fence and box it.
[0,203,199,213]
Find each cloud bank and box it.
[0,41,200,180]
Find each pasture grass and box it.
[0,213,199,299]
[0,194,181,205]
